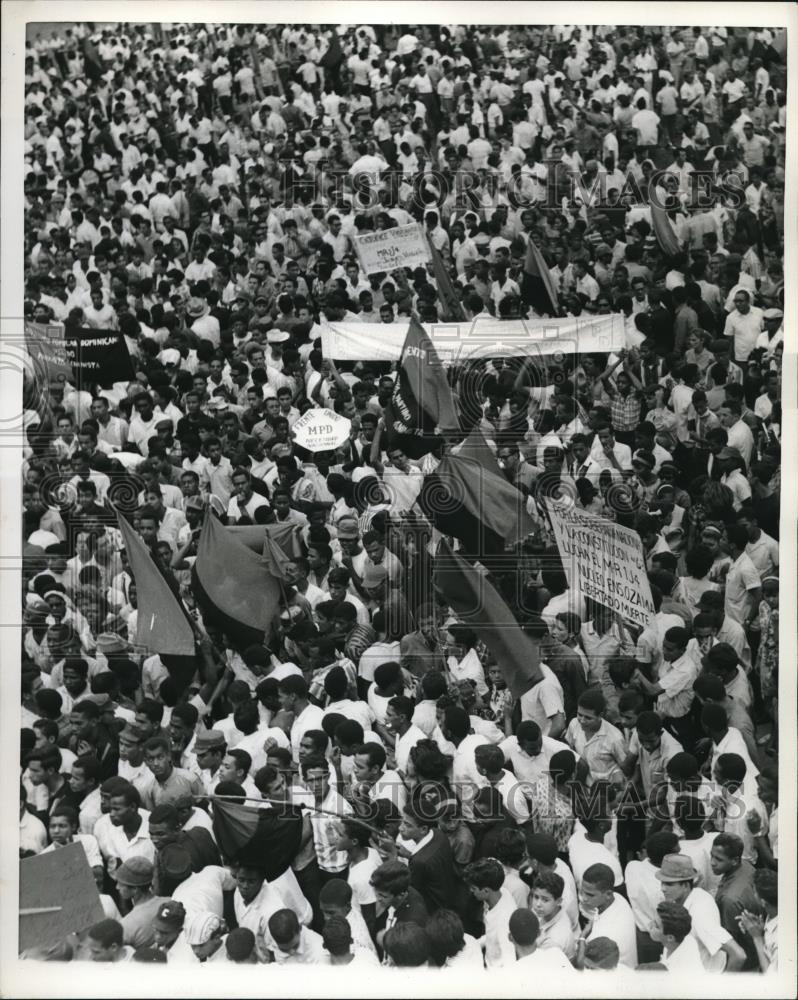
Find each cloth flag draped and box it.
[211,797,304,880]
[116,511,195,656]
[383,316,460,458]
[432,540,542,699]
[226,522,304,559]
[522,238,560,317]
[192,509,282,646]
[650,201,682,256]
[426,234,466,321]
[417,432,537,557]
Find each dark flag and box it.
[384,317,459,459]
[417,448,537,558]
[522,238,560,317]
[451,427,502,475]
[225,522,304,559]
[211,797,304,880]
[433,540,542,699]
[116,511,195,656]
[320,30,344,70]
[81,36,105,82]
[192,509,282,647]
[650,201,682,256]
[426,234,466,322]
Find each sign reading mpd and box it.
[546,500,655,628]
[354,223,431,276]
[292,407,351,452]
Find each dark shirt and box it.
[375,885,429,934]
[408,829,468,916]
[540,638,587,720]
[715,860,762,970]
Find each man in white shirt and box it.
[655,900,705,971]
[509,908,572,970]
[723,527,762,627]
[656,853,746,971]
[279,675,325,763]
[624,830,679,960]
[500,722,573,785]
[723,289,763,363]
[580,862,638,969]
[385,696,425,775]
[227,469,270,524]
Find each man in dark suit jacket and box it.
[396,802,470,918]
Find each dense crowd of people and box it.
[19,21,782,974]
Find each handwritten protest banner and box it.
[24,321,74,383]
[64,327,135,388]
[354,223,431,276]
[292,407,351,452]
[545,500,655,629]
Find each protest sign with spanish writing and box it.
[23,321,73,383]
[292,407,351,452]
[354,222,431,276]
[63,328,135,388]
[545,500,655,629]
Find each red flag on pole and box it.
[433,540,542,698]
[522,238,560,317]
[116,512,195,656]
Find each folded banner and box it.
[321,314,624,362]
[116,510,195,656]
[432,539,542,699]
[354,222,431,276]
[545,499,655,628]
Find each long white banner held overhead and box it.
[354,223,431,276]
[545,500,655,629]
[320,314,624,362]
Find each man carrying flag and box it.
[383,316,460,460]
[522,238,561,318]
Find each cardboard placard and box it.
[291,407,351,452]
[546,500,655,629]
[19,841,104,954]
[354,223,431,276]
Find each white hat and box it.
[184,911,223,946]
[266,329,290,344]
[160,348,180,366]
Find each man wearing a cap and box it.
[193,729,228,795]
[755,308,783,358]
[656,853,745,971]
[151,899,199,962]
[114,856,170,950]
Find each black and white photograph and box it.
[1,2,795,996]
